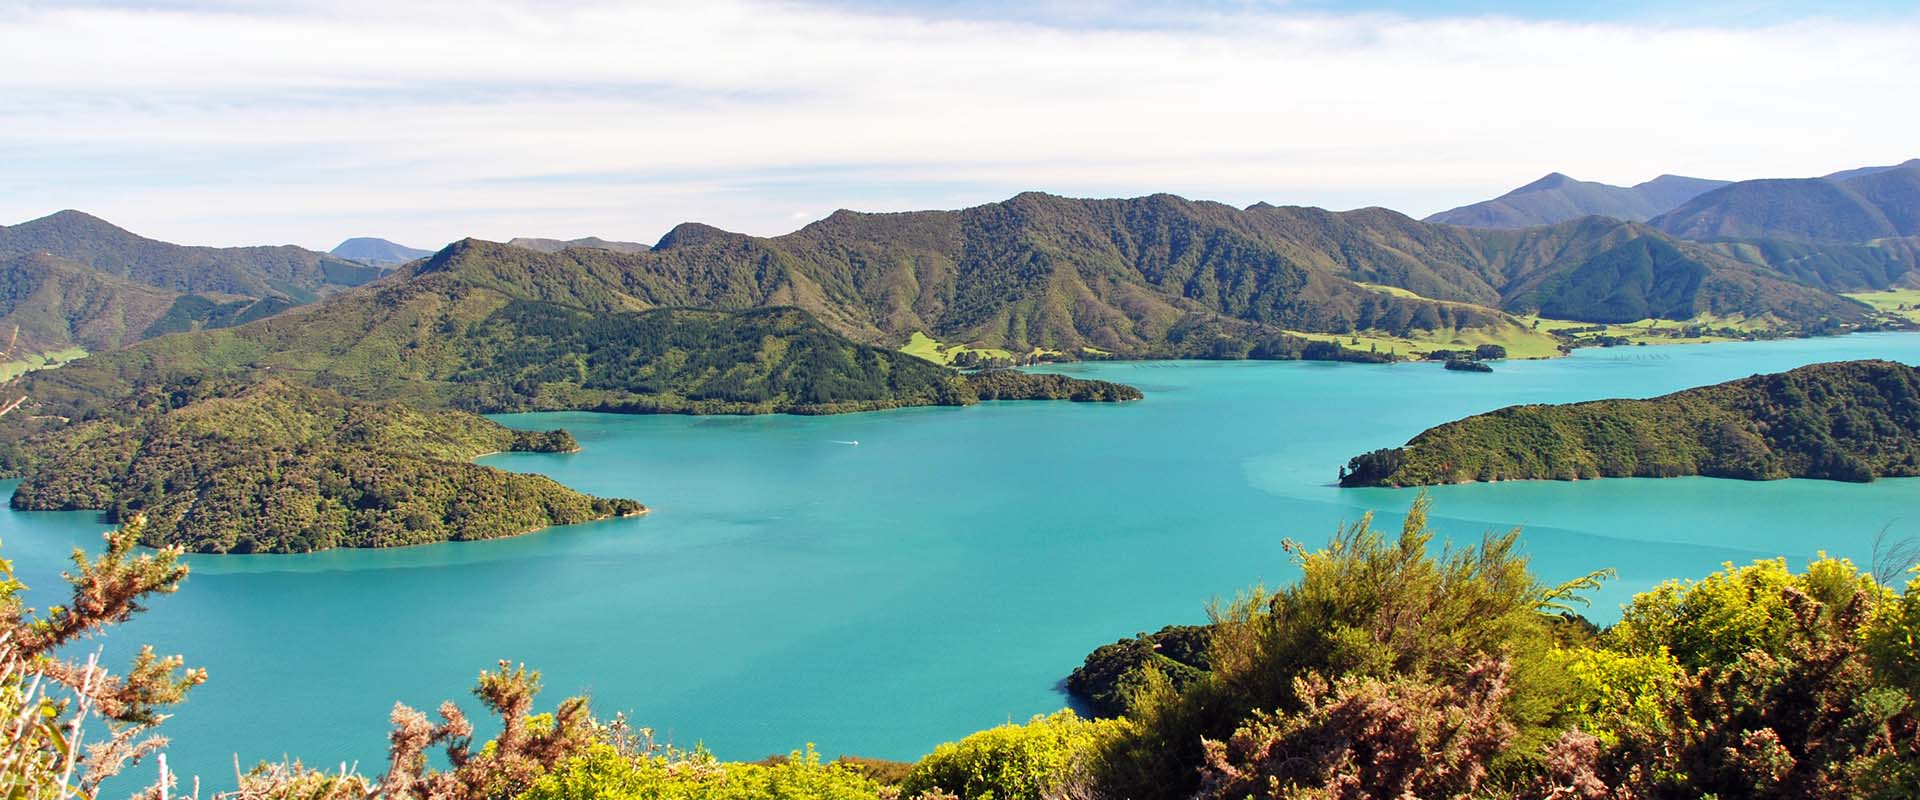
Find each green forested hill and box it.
[1339,359,1920,486]
[0,210,384,300]
[7,380,641,553]
[0,253,178,357]
[401,195,1875,358]
[15,240,1137,417]
[0,252,301,365]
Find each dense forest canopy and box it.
[4,379,640,553]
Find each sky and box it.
[1,0,1917,251]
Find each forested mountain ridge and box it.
[1651,160,1920,243]
[0,252,298,365]
[6,379,642,553]
[1338,359,1920,487]
[1425,172,1729,228]
[0,210,385,300]
[11,237,1142,419]
[410,194,1877,357]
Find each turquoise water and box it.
[4,333,1920,786]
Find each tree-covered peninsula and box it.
[0,241,1138,549]
[1339,359,1920,487]
[5,379,643,553]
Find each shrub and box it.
[900,710,1127,800]
[520,744,883,800]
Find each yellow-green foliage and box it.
[1609,555,1883,669]
[519,745,883,800]
[1551,645,1684,743]
[1866,570,1920,693]
[900,710,1128,800]
[1089,496,1601,798]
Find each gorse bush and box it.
[1077,498,1920,799]
[522,745,883,800]
[899,710,1128,800]
[1088,495,1609,798]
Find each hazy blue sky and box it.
[2,0,1916,249]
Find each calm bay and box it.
[5,333,1919,783]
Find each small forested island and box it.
[1064,624,1211,716]
[1339,359,1920,486]
[3,380,643,553]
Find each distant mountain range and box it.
[0,211,382,300]
[1430,159,1920,249]
[432,193,1877,353]
[1650,159,1920,243]
[330,237,434,266]
[1426,173,1730,229]
[507,236,652,254]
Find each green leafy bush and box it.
[521,745,883,800]
[900,710,1128,800]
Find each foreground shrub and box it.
[899,710,1127,800]
[1193,658,1514,800]
[0,518,202,800]
[520,744,883,800]
[1092,495,1604,799]
[1533,557,1920,799]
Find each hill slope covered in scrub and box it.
[0,252,299,365]
[6,380,641,553]
[1338,359,1920,486]
[402,194,1876,359]
[0,210,384,300]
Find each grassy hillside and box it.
[6,380,642,553]
[0,210,385,300]
[1339,360,1920,486]
[1848,288,1920,323]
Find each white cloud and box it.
[0,0,1915,248]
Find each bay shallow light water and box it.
[4,333,1919,784]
